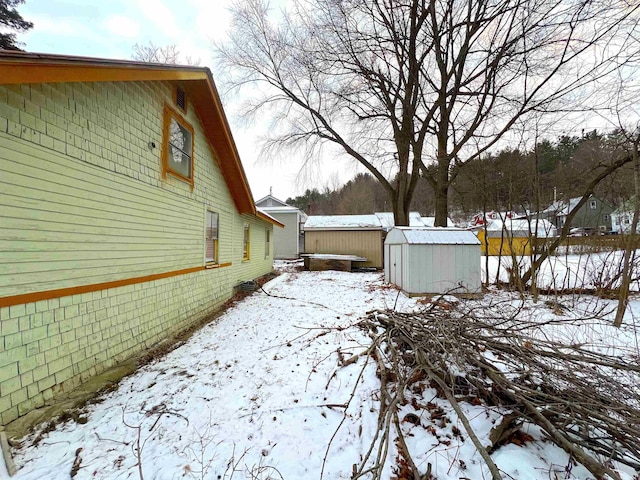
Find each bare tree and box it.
[216,0,639,226]
[132,41,200,66]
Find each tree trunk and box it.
[614,142,640,327]
[434,154,450,227]
[434,184,448,227]
[394,201,410,226]
[391,186,411,226]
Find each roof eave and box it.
[256,210,285,228]
[0,50,257,215]
[304,227,383,231]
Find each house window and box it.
[243,223,250,260]
[589,200,597,210]
[603,214,610,222]
[265,228,270,258]
[162,105,194,186]
[206,211,219,263]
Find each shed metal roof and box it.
[386,227,480,245]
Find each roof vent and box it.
[176,87,186,111]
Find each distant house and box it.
[475,218,557,256]
[0,51,281,425]
[541,195,613,232]
[470,211,516,227]
[256,194,307,259]
[302,212,454,268]
[611,198,638,234]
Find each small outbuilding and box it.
[384,227,481,295]
[256,194,307,259]
[303,214,384,268]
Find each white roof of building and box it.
[485,218,556,237]
[385,227,481,245]
[304,213,457,231]
[255,195,307,218]
[255,194,290,208]
[256,208,284,227]
[259,205,307,215]
[305,212,456,231]
[374,212,424,229]
[542,198,581,216]
[304,214,383,230]
[420,216,455,227]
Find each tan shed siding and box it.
[304,230,383,268]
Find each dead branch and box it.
[349,302,640,479]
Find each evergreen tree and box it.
[0,0,32,50]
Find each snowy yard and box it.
[3,260,640,480]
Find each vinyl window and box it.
[206,211,219,264]
[265,228,270,258]
[243,223,250,260]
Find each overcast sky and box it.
[15,0,323,202]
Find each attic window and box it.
[175,86,186,112]
[162,104,194,187]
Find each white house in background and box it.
[611,198,638,234]
[384,227,481,295]
[256,195,307,259]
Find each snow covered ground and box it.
[484,250,640,291]
[3,260,639,480]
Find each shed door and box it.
[389,245,402,287]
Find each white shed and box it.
[384,227,481,295]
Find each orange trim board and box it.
[0,263,233,309]
[0,65,208,85]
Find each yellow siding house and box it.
[0,51,282,425]
[476,218,557,256]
